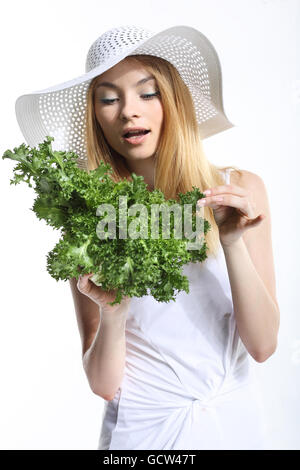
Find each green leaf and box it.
[2,136,211,305]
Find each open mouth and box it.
[123,129,150,138]
[122,129,151,145]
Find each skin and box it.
[93,58,164,192]
[77,59,164,313]
[197,171,280,360]
[80,60,280,362]
[75,61,165,397]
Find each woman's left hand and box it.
[197,184,266,248]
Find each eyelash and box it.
[100,92,160,105]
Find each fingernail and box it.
[203,189,211,195]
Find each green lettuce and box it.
[2,136,210,305]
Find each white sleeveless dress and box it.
[97,168,268,450]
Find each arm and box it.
[69,276,129,400]
[83,306,127,400]
[223,238,279,362]
[223,170,280,362]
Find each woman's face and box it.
[93,59,164,164]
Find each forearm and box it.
[222,238,279,361]
[83,309,127,400]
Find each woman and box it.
[15,25,280,450]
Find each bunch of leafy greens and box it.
[2,136,210,305]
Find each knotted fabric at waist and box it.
[107,376,264,450]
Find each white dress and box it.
[97,168,268,450]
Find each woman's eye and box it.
[100,92,160,105]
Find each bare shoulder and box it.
[229,168,279,311]
[230,168,264,188]
[230,169,267,218]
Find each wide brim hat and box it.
[15,24,234,170]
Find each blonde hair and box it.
[84,54,242,258]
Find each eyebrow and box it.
[95,75,155,90]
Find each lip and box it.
[122,131,151,145]
[122,127,150,136]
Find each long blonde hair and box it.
[85,54,242,258]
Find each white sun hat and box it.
[15,24,234,170]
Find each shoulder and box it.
[229,169,279,313]
[230,168,264,189]
[229,169,268,218]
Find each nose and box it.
[119,97,141,121]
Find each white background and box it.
[0,0,299,450]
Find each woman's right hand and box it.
[77,273,131,315]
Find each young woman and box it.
[15,25,280,450]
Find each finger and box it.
[251,214,265,223]
[198,194,250,216]
[197,196,225,208]
[203,183,248,198]
[77,273,94,292]
[197,200,224,210]
[244,214,265,228]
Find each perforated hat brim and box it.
[15,24,234,170]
